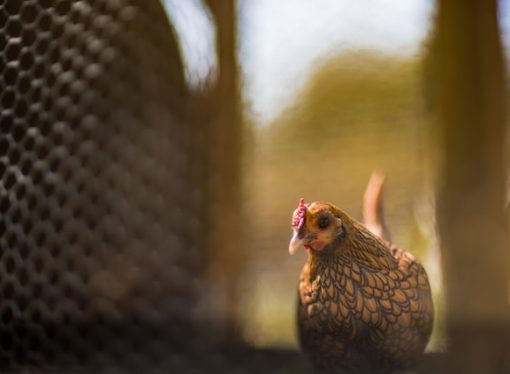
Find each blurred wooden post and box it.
[433,0,510,372]
[202,0,243,344]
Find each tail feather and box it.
[362,171,391,242]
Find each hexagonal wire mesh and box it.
[0,0,209,371]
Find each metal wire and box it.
[0,0,206,371]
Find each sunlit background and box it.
[163,0,510,350]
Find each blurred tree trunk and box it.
[433,0,510,372]
[202,0,244,345]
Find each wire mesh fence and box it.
[0,0,211,371]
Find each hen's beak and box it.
[289,229,304,255]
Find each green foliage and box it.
[268,51,422,152]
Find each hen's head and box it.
[289,199,350,255]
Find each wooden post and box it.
[433,0,510,371]
[202,0,244,344]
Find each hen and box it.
[290,175,434,373]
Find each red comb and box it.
[292,198,307,228]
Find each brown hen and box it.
[289,177,434,373]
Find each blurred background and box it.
[164,0,510,354]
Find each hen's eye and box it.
[318,215,329,229]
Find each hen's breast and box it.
[297,249,434,372]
